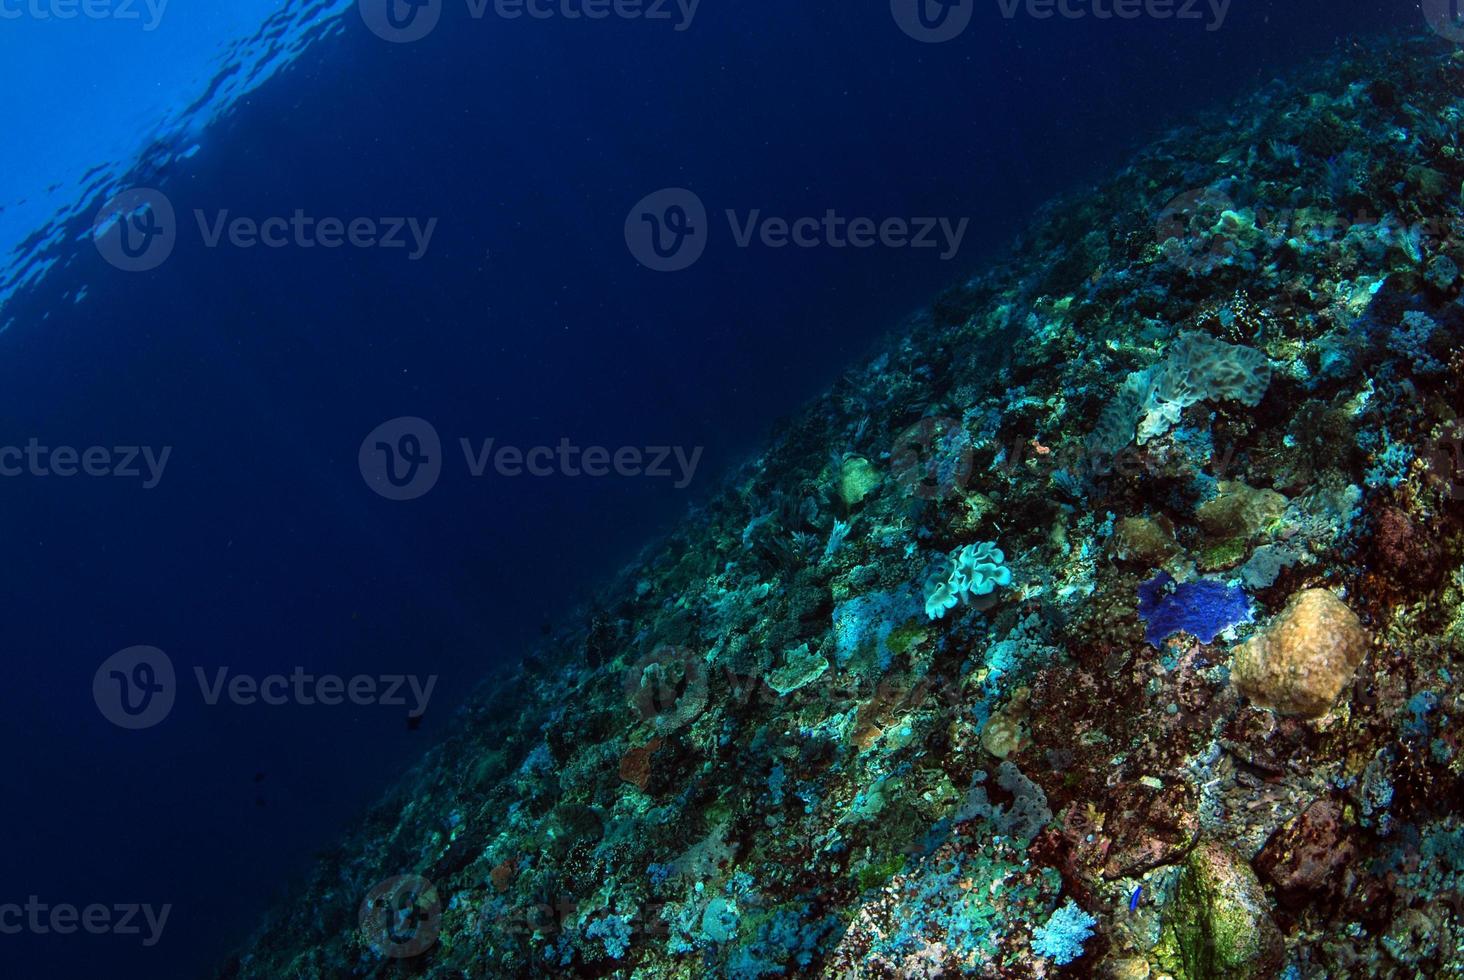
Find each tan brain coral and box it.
[1231,588,1369,718]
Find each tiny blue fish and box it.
[1129,886,1144,912]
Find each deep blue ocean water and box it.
[0,1,1411,976]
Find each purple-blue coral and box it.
[1137,572,1251,647]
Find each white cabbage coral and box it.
[923,542,1012,620]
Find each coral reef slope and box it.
[218,34,1464,980]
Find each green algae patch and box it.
[885,619,927,659]
[853,851,908,894]
[1159,841,1283,980]
[1197,537,1250,573]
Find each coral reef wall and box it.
[217,34,1464,980]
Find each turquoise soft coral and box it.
[1031,898,1097,966]
[923,541,1012,619]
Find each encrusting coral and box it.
[1231,587,1369,718]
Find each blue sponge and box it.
[1137,572,1251,647]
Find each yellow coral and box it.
[1231,589,1369,718]
[981,691,1030,758]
